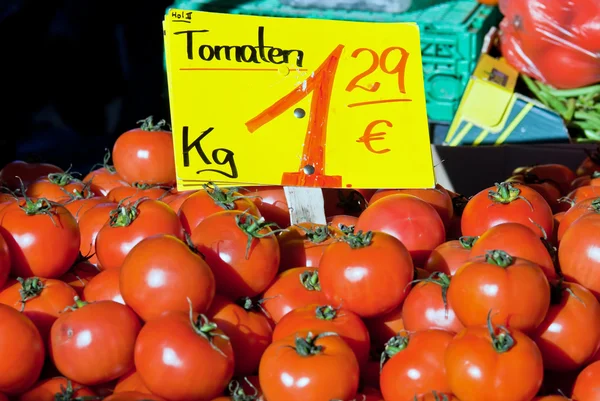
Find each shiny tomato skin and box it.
[533,281,600,372]
[112,123,176,186]
[60,260,100,298]
[0,278,77,342]
[78,203,116,266]
[244,185,290,229]
[469,223,556,280]
[178,188,260,234]
[0,161,62,190]
[537,46,600,90]
[95,200,184,271]
[26,177,88,204]
[445,325,543,401]
[259,333,359,401]
[0,234,10,289]
[17,377,96,401]
[272,304,370,366]
[82,268,124,304]
[448,254,550,334]
[401,276,464,334]
[572,361,600,401]
[262,267,328,324]
[114,370,152,394]
[558,213,600,299]
[461,183,553,238]
[49,300,141,385]
[557,197,600,241]
[356,195,445,266]
[162,190,195,214]
[565,185,600,205]
[84,167,128,197]
[277,223,340,271]
[370,187,454,229]
[424,240,472,276]
[191,211,279,299]
[106,185,171,204]
[134,310,235,401]
[0,304,45,394]
[0,201,80,278]
[121,234,215,322]
[380,330,453,401]
[103,391,166,401]
[207,295,273,376]
[527,182,563,214]
[64,197,109,222]
[320,231,414,318]
[327,214,358,229]
[365,304,405,350]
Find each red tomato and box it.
[528,182,564,214]
[564,185,600,205]
[559,213,600,299]
[557,197,600,242]
[50,299,141,385]
[532,397,571,401]
[161,190,195,214]
[191,211,279,299]
[207,295,273,376]
[0,234,10,289]
[448,250,550,334]
[0,199,80,278]
[537,46,600,90]
[361,363,382,392]
[84,150,129,197]
[60,259,100,297]
[18,377,96,401]
[525,164,577,196]
[380,330,453,401]
[402,272,464,334]
[272,304,370,366]
[244,185,290,229]
[552,212,565,245]
[369,187,454,229]
[26,172,89,203]
[469,223,557,280]
[356,194,445,266]
[327,214,358,230]
[572,361,600,401]
[114,370,152,394]
[0,304,45,394]
[261,268,328,324]
[461,182,553,238]
[134,310,235,401]
[103,391,166,401]
[278,223,341,271]
[322,188,368,217]
[63,195,108,222]
[120,234,215,321]
[572,175,592,190]
[112,117,176,186]
[78,203,116,266]
[106,184,171,204]
[424,237,477,276]
[578,148,600,177]
[259,332,359,401]
[533,281,600,372]
[83,268,124,304]
[0,277,76,341]
[320,230,414,318]
[179,184,260,234]
[364,303,405,350]
[0,161,62,190]
[445,316,543,401]
[95,199,184,271]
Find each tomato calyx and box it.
[486,310,515,353]
[458,235,478,250]
[295,224,333,244]
[108,197,146,227]
[591,198,600,213]
[337,224,355,235]
[54,379,100,401]
[236,296,273,319]
[15,277,45,312]
[225,379,260,401]
[488,182,533,210]
[235,213,283,259]
[47,168,82,187]
[292,331,337,357]
[315,304,340,320]
[88,148,117,175]
[412,392,451,401]
[137,115,170,132]
[341,230,373,249]
[484,250,514,268]
[63,296,89,312]
[337,190,367,215]
[299,270,321,291]
[186,298,230,357]
[380,333,409,369]
[204,182,256,211]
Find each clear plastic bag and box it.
[499,0,600,89]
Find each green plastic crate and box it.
[164,0,501,122]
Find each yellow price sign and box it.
[164,10,435,189]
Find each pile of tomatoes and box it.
[0,117,599,401]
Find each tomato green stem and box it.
[341,230,373,249]
[226,379,259,401]
[315,305,339,320]
[204,182,258,210]
[299,270,321,291]
[293,331,337,357]
[458,236,478,249]
[488,183,533,211]
[108,197,146,227]
[235,213,284,259]
[16,277,45,311]
[187,298,229,358]
[47,168,80,186]
[591,198,600,213]
[486,310,515,353]
[137,116,169,132]
[380,333,409,369]
[337,224,355,235]
[484,250,514,268]
[295,224,332,243]
[62,296,89,313]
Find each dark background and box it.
[0,0,174,172]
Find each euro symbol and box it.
[356,119,392,154]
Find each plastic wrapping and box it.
[499,0,600,89]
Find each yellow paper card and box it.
[164,10,435,189]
